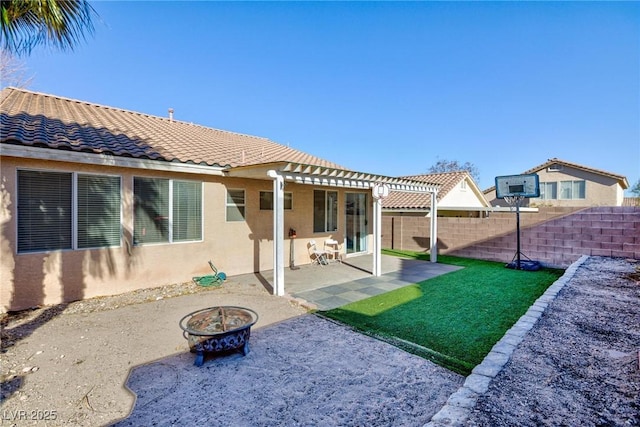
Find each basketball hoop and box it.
[504,195,525,212]
[495,174,542,271]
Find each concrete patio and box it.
[230,254,462,310]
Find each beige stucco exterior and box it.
[440,177,487,208]
[1,87,442,312]
[0,155,371,312]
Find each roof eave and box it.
[0,144,227,176]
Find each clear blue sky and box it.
[17,1,640,192]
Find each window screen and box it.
[260,191,292,210]
[77,174,121,248]
[313,190,338,232]
[560,180,586,200]
[173,180,202,241]
[539,182,557,200]
[134,177,169,244]
[17,170,72,252]
[226,189,246,221]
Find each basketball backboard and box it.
[495,174,540,199]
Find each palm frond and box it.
[0,0,97,55]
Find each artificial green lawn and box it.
[320,250,565,375]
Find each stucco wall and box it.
[1,156,366,311]
[532,166,621,207]
[441,180,486,207]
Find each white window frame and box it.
[17,169,122,254]
[133,177,203,245]
[226,188,246,222]
[77,173,123,249]
[172,179,204,242]
[559,180,586,200]
[313,189,338,233]
[539,181,558,200]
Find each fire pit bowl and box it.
[179,306,259,367]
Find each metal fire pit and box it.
[179,306,259,367]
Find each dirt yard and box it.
[1,256,638,426]
[0,280,312,426]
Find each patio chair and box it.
[192,260,227,287]
[308,240,329,265]
[324,239,341,262]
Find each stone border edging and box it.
[425,255,590,427]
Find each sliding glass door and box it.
[345,193,367,254]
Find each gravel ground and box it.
[467,256,640,426]
[2,256,638,426]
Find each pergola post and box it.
[430,190,438,263]
[267,170,285,295]
[371,183,389,276]
[372,196,382,276]
[249,164,441,295]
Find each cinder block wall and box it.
[383,207,640,268]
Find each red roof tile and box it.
[384,171,471,209]
[0,87,345,169]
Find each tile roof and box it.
[0,87,345,169]
[383,171,470,209]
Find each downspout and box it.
[430,190,438,263]
[267,170,285,296]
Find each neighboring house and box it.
[484,158,629,207]
[0,87,439,312]
[383,171,491,217]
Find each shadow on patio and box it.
[230,254,462,310]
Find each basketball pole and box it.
[496,174,540,271]
[505,195,526,270]
[515,200,521,270]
